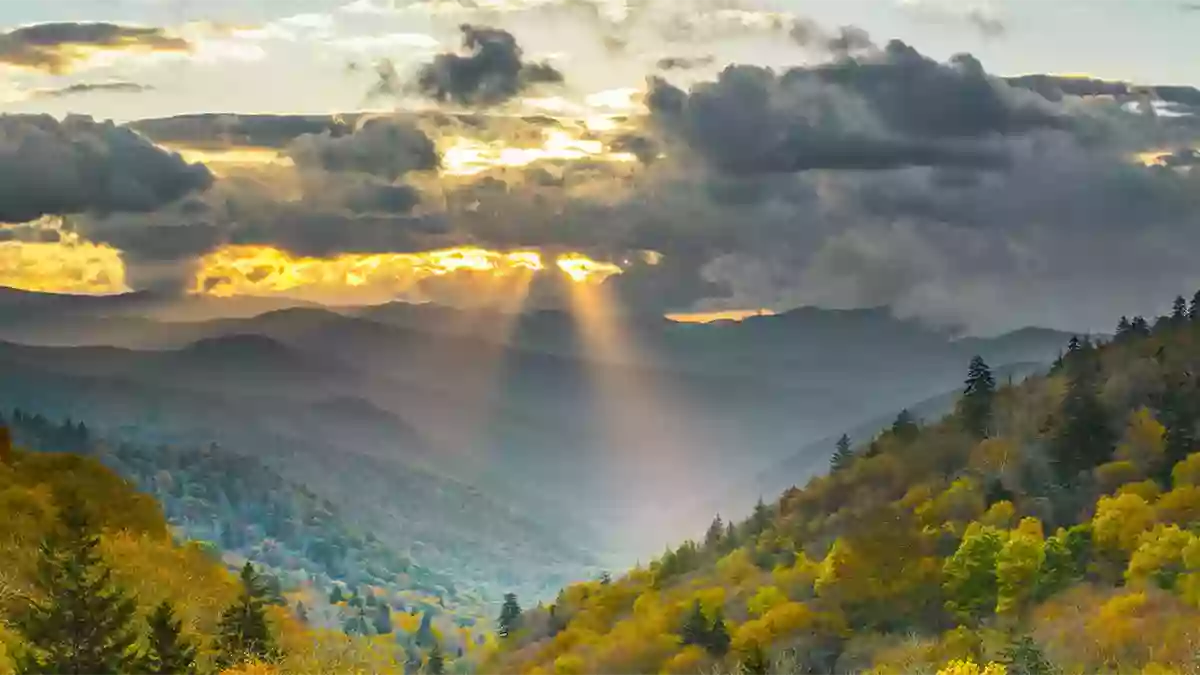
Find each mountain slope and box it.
[484,300,1200,674]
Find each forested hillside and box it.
[484,293,1200,675]
[0,432,485,674]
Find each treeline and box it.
[1,411,484,636]
[483,291,1200,674]
[0,435,472,674]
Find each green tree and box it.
[704,515,725,550]
[960,355,996,438]
[1050,347,1114,482]
[708,609,731,657]
[10,492,141,675]
[943,524,1006,624]
[497,592,522,639]
[143,600,199,675]
[1001,635,1059,675]
[215,562,279,668]
[748,497,770,536]
[1157,373,1198,482]
[1190,290,1200,321]
[831,433,854,472]
[679,600,708,649]
[891,409,919,443]
[1172,295,1188,324]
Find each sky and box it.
[1,0,1199,334]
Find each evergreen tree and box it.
[1157,374,1198,482]
[1115,316,1132,339]
[831,433,853,472]
[497,593,522,639]
[960,355,996,438]
[723,521,737,550]
[1172,295,1188,323]
[1191,290,1200,321]
[739,642,770,675]
[1131,316,1150,336]
[215,562,279,668]
[10,492,141,675]
[708,610,731,657]
[891,409,919,442]
[679,600,708,649]
[143,600,200,675]
[704,515,725,549]
[426,641,446,675]
[1001,635,1059,675]
[1050,349,1114,482]
[329,584,344,604]
[748,497,770,536]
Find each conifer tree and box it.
[1131,316,1150,336]
[1050,347,1114,482]
[960,355,996,438]
[1115,316,1131,339]
[1191,290,1200,321]
[497,593,522,639]
[679,600,708,649]
[749,497,770,536]
[1172,295,1188,323]
[831,433,853,472]
[704,515,725,549]
[891,409,919,442]
[143,600,200,675]
[215,562,279,669]
[708,609,731,657]
[10,492,141,675]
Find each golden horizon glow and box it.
[555,253,623,284]
[161,144,295,174]
[665,308,776,324]
[0,235,128,295]
[440,128,638,177]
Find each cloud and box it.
[128,114,355,150]
[644,41,1065,174]
[0,22,190,74]
[0,114,213,223]
[286,116,439,180]
[411,24,564,106]
[656,55,715,71]
[32,81,153,99]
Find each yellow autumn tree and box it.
[1093,493,1157,555]
[1115,407,1167,473]
[996,518,1046,616]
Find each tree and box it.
[705,515,725,550]
[1172,295,1188,323]
[1115,316,1132,339]
[1001,635,1058,675]
[680,600,709,648]
[10,492,141,675]
[1191,290,1200,321]
[329,584,344,604]
[749,497,770,536]
[708,610,731,657]
[960,356,996,438]
[1156,373,1198,482]
[426,641,446,675]
[497,593,522,639]
[892,409,919,442]
[1049,347,1114,481]
[143,600,199,675]
[831,434,854,472]
[1131,316,1150,336]
[215,562,279,669]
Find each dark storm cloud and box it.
[33,81,153,99]
[0,114,213,223]
[414,25,564,107]
[0,22,189,73]
[286,117,439,180]
[127,114,355,150]
[645,41,1064,174]
[1004,74,1130,102]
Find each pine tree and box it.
[1050,348,1114,482]
[1116,316,1131,339]
[497,593,522,639]
[891,409,919,442]
[1191,290,1200,321]
[426,641,446,675]
[960,355,996,438]
[1001,635,1059,675]
[1131,316,1150,336]
[749,497,770,536]
[10,492,141,675]
[1172,295,1188,323]
[1157,374,1198,482]
[679,600,708,649]
[329,584,344,604]
[215,562,279,669]
[708,610,731,657]
[143,600,200,675]
[704,515,725,549]
[831,433,854,472]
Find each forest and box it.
[7,291,1200,674]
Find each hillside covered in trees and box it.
[483,292,1200,675]
[0,431,486,674]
